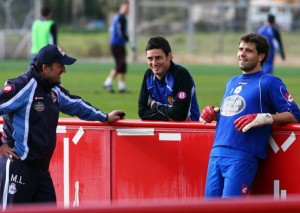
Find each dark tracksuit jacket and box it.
[0,65,108,169]
[0,64,109,206]
[138,61,200,121]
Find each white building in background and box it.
[249,0,293,31]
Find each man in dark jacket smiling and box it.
[0,44,124,209]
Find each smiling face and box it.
[41,62,66,84]
[146,48,172,80]
[237,41,266,74]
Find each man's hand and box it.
[199,106,219,124]
[150,100,156,109]
[0,143,19,161]
[106,110,126,124]
[234,113,273,132]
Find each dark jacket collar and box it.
[28,64,57,92]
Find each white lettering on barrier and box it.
[73,181,80,207]
[72,126,84,145]
[274,180,280,199]
[57,125,67,133]
[274,180,287,200]
[64,138,70,208]
[281,190,287,200]
[269,132,296,154]
[269,136,280,154]
[281,132,296,152]
[116,128,154,136]
[159,133,181,141]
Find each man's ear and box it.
[167,52,173,61]
[42,64,47,71]
[258,53,266,63]
[42,64,51,72]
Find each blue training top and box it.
[213,71,300,159]
[109,13,128,46]
[257,25,285,74]
[138,61,200,121]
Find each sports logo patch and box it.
[241,183,248,195]
[9,183,17,195]
[167,96,174,105]
[3,84,14,94]
[34,96,44,100]
[284,93,294,103]
[34,101,45,112]
[233,85,243,94]
[177,91,186,100]
[221,94,246,116]
[57,46,66,56]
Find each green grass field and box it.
[1,60,299,119]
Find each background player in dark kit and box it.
[103,1,130,93]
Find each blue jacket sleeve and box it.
[53,86,108,122]
[268,77,300,122]
[0,79,35,115]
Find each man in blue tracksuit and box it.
[200,33,300,198]
[256,14,285,74]
[0,44,125,209]
[138,36,200,121]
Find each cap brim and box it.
[56,56,77,65]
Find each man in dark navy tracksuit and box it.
[138,36,200,121]
[0,44,125,209]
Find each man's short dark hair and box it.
[240,33,270,66]
[268,14,275,24]
[41,6,51,17]
[145,36,172,57]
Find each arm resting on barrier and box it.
[235,112,298,132]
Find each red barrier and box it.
[49,119,215,207]
[1,118,300,208]
[3,196,300,213]
[252,124,300,198]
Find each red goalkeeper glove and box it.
[199,106,219,124]
[234,113,273,132]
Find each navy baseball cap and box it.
[36,44,77,65]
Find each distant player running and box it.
[103,1,130,93]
